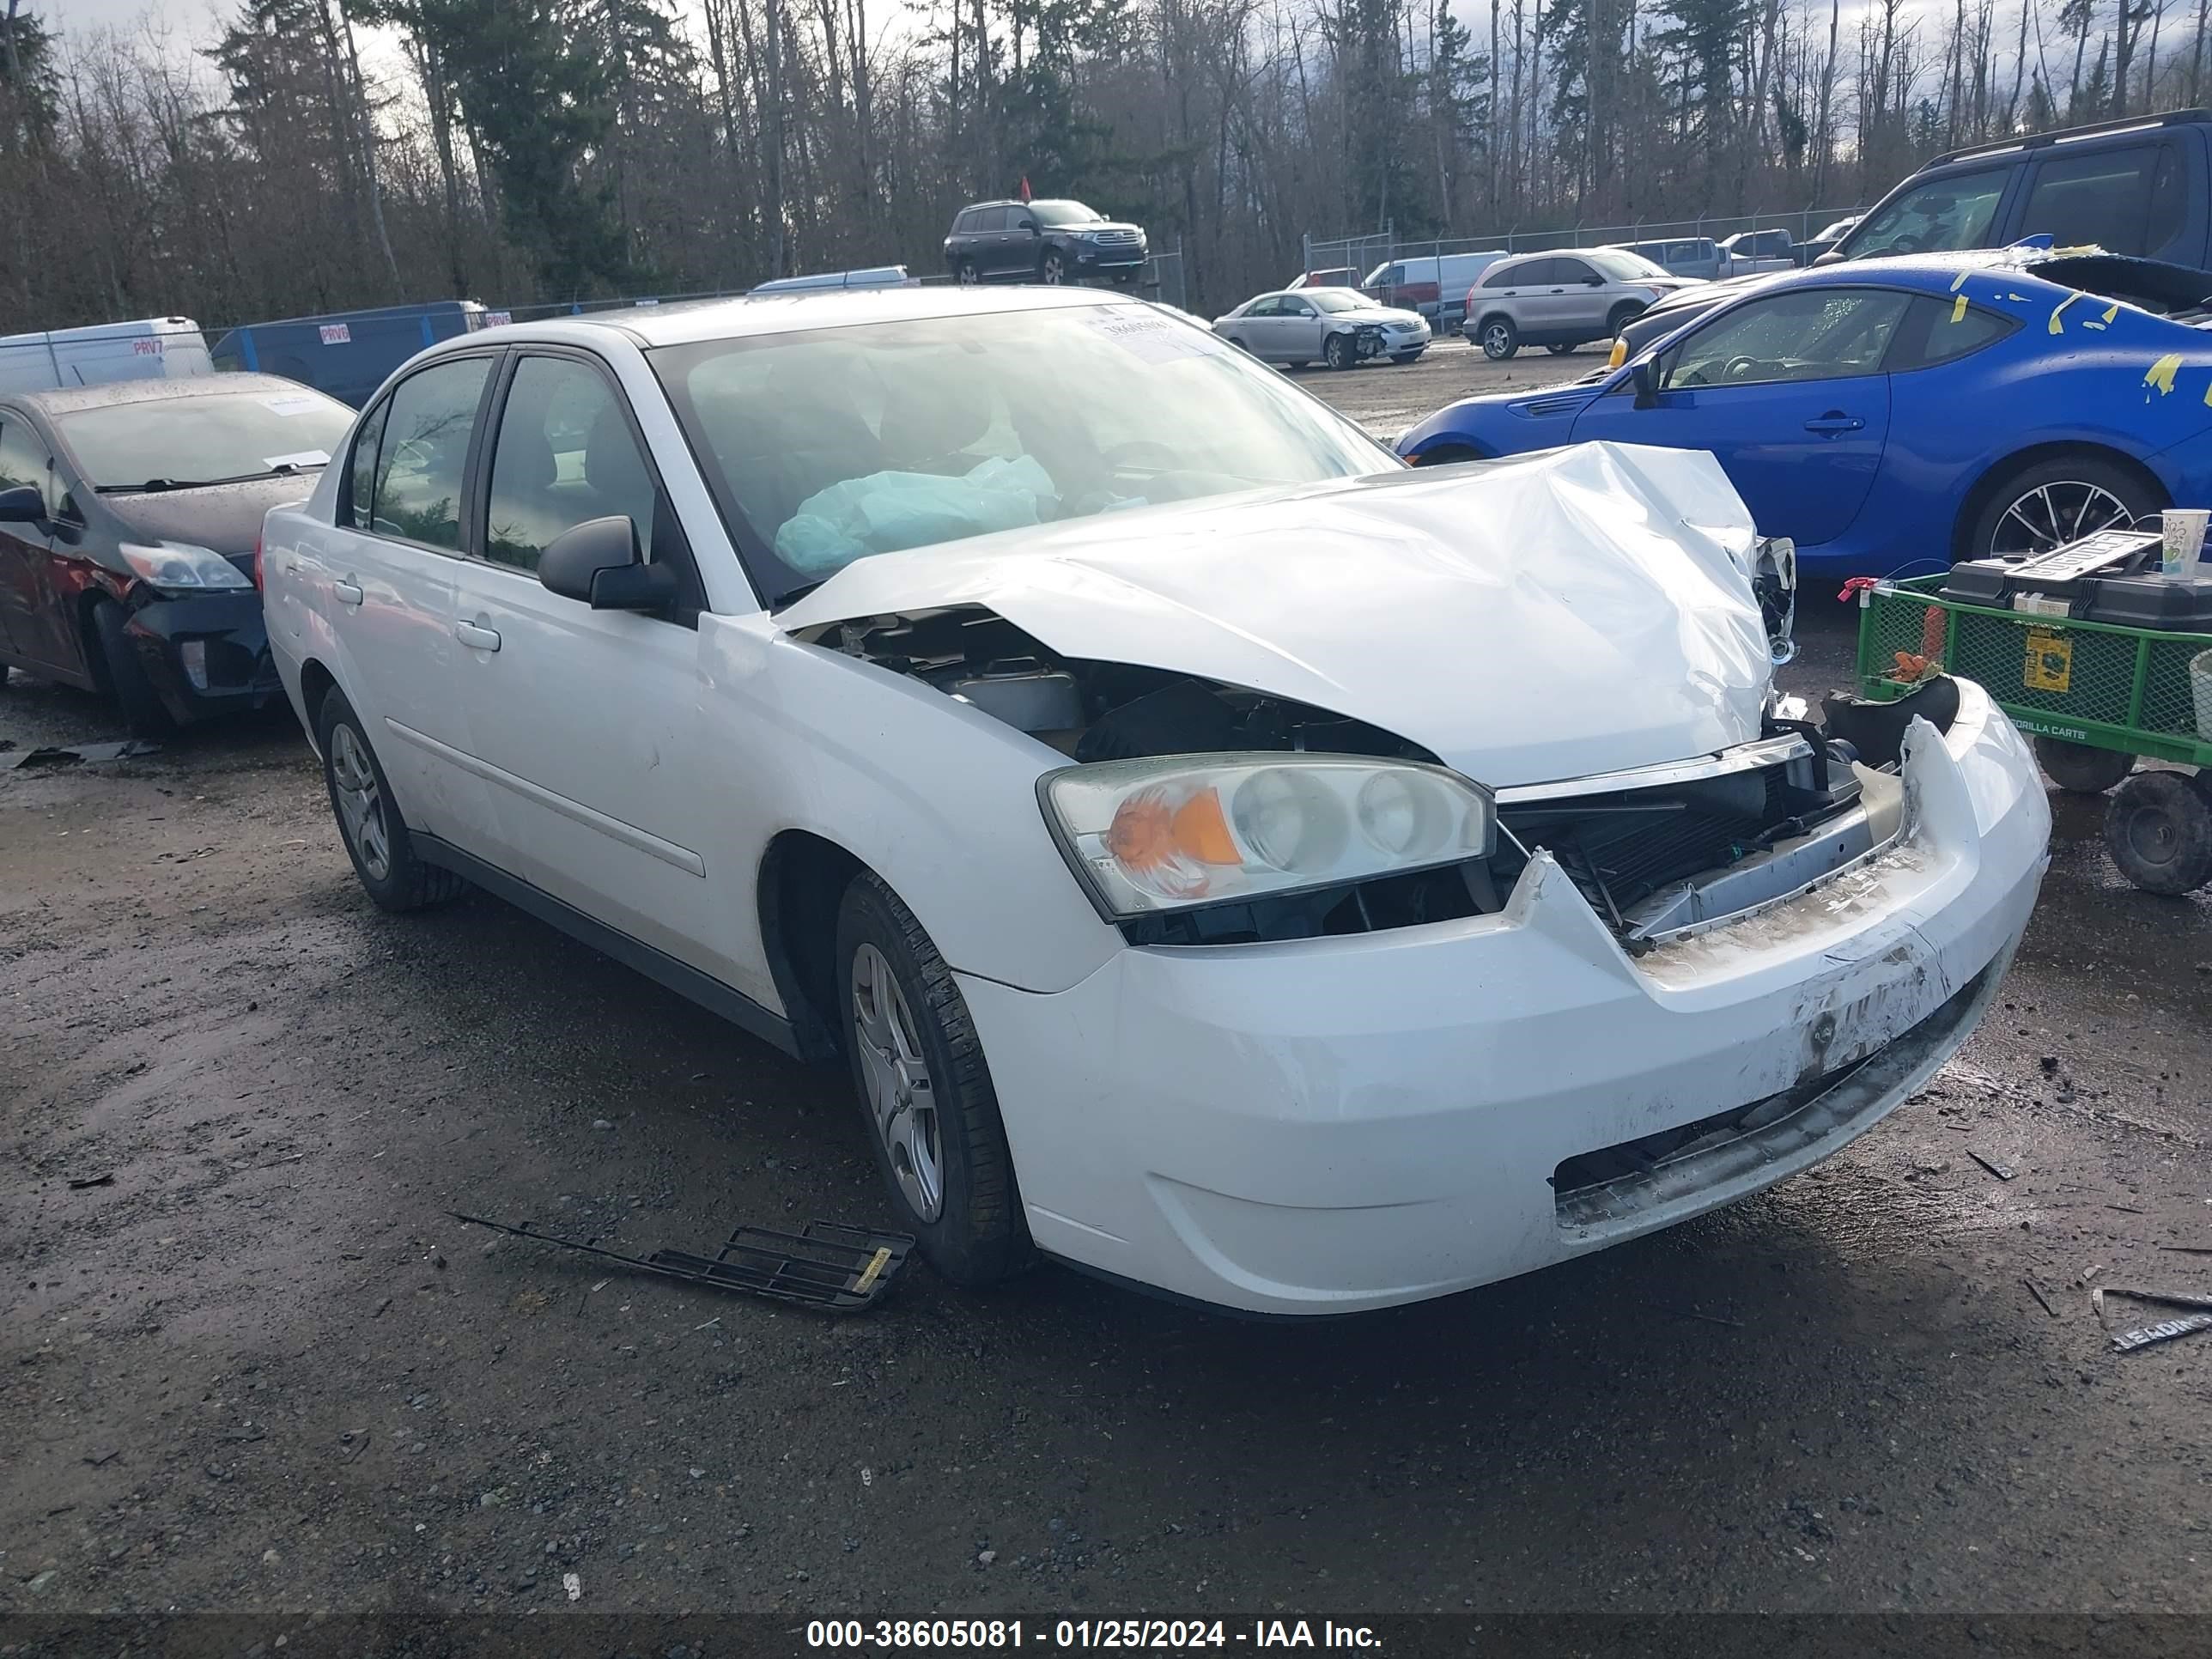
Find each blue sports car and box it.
[1396,250,2212,577]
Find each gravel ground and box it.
[5,347,2212,1642]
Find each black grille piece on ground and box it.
[451,1212,915,1312]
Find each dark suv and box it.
[944,199,1148,286]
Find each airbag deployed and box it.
[776,455,1060,573]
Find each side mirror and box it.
[1018,219,1040,234]
[1584,275,1605,286]
[0,483,44,524]
[1629,357,1659,409]
[538,515,678,611]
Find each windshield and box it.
[1586,249,1670,281]
[651,306,1395,603]
[60,387,355,490]
[1309,289,1369,313]
[1845,170,2007,258]
[1029,200,1103,227]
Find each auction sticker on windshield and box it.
[1084,308,1229,365]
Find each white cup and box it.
[2162,508,2208,577]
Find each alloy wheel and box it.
[330,723,392,882]
[1989,479,2132,556]
[1483,323,1512,357]
[1040,253,1064,285]
[957,262,980,285]
[849,942,945,1222]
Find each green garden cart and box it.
[1854,574,2212,894]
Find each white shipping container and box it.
[0,317,216,394]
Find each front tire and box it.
[836,873,1031,1286]
[1393,350,1424,365]
[317,688,465,913]
[2105,770,2212,894]
[2035,736,2135,795]
[1967,454,2163,559]
[1324,331,1355,370]
[90,599,173,738]
[1546,343,1577,356]
[1038,249,1066,285]
[1478,316,1519,360]
[1606,301,1646,337]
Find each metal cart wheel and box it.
[2034,735,2136,795]
[2102,770,2212,894]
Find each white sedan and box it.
[262,285,2048,1315]
[1212,286,1431,368]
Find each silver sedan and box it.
[1212,287,1431,369]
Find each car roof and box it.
[6,372,331,416]
[441,284,1144,351]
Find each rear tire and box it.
[2103,769,2212,894]
[317,688,465,913]
[836,872,1032,1286]
[2034,736,2135,795]
[90,599,173,738]
[956,259,981,286]
[1478,316,1519,360]
[1966,453,2164,560]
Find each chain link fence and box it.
[1301,206,1865,278]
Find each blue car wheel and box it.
[1970,455,2160,559]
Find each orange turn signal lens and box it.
[1105,785,1240,872]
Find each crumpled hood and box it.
[777,441,1774,788]
[101,474,321,561]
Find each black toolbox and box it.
[1941,527,2212,632]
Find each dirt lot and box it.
[5,348,2212,1644]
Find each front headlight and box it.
[119,541,252,592]
[1040,754,1493,919]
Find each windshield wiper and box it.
[99,464,322,495]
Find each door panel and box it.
[1548,258,1607,335]
[1571,287,1910,545]
[0,416,57,666]
[1276,298,1323,360]
[449,351,724,972]
[317,356,496,842]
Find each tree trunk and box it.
[764,0,787,277]
[337,2,401,294]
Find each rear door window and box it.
[2019,143,2184,257]
[361,356,494,551]
[1883,294,2018,372]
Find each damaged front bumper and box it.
[961,678,2050,1315]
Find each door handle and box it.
[454,620,501,652]
[1803,413,1864,434]
[332,578,363,605]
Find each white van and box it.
[1361,250,1510,325]
[0,317,216,395]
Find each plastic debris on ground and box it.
[0,739,162,771]
[2090,1283,2212,1353]
[451,1212,915,1312]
